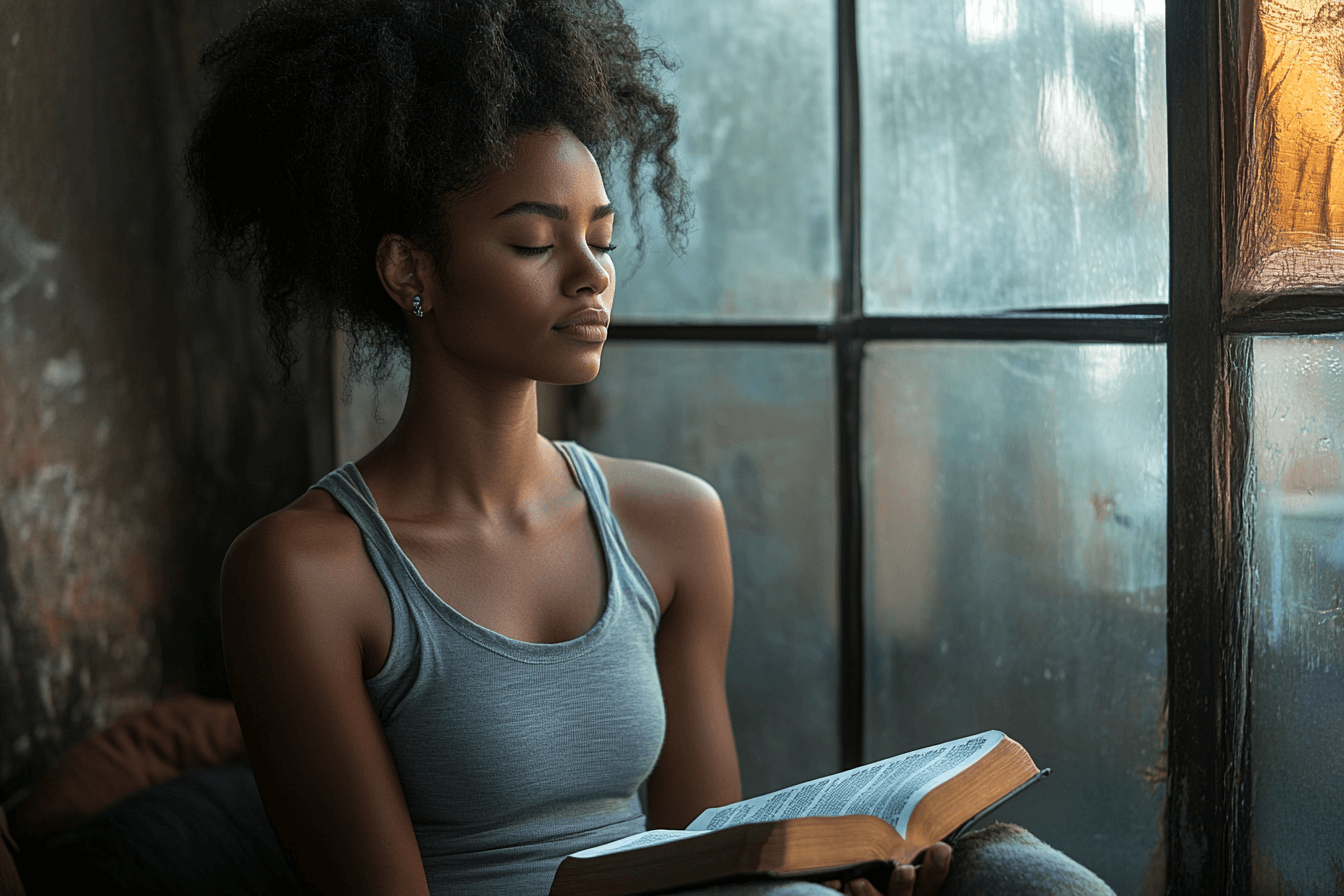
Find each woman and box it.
[187,2,951,894]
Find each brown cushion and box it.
[0,808,26,896]
[11,694,245,838]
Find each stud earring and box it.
[411,295,424,318]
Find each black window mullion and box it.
[1224,293,1344,334]
[608,312,1168,344]
[835,337,865,772]
[835,0,865,772]
[1165,0,1254,891]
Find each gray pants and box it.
[665,823,1117,896]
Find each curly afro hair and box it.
[185,0,689,385]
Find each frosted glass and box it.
[1228,3,1344,304]
[1249,336,1344,892]
[863,343,1166,895]
[859,0,1168,313]
[574,343,839,797]
[609,1,837,322]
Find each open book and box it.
[549,730,1047,896]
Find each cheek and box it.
[603,259,617,305]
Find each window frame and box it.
[579,0,1344,892]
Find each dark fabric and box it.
[12,694,245,839]
[0,808,26,896]
[20,763,301,896]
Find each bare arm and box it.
[602,459,741,829]
[609,458,950,892]
[220,510,430,896]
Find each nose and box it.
[562,244,612,298]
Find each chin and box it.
[537,358,602,387]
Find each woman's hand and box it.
[822,842,952,896]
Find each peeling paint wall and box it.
[0,1,324,792]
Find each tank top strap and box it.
[311,462,375,518]
[552,441,661,623]
[308,463,417,595]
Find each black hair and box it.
[185,0,688,385]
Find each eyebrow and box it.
[494,201,616,221]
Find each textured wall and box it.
[0,0,322,794]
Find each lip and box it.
[553,308,610,330]
[553,308,610,343]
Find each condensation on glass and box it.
[1247,335,1344,892]
[858,0,1168,313]
[863,343,1166,895]
[605,0,837,322]
[1228,2,1344,306]
[574,343,840,798]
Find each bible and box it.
[549,730,1047,896]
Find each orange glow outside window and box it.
[1231,0,1344,303]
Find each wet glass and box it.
[858,0,1168,313]
[863,342,1166,894]
[1228,2,1344,305]
[575,342,840,797]
[608,0,837,322]
[1248,335,1344,892]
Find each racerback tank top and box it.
[312,440,665,895]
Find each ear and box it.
[375,234,433,317]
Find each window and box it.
[1175,1,1344,892]
[583,0,1344,891]
[580,1,1168,891]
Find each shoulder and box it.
[588,453,727,566]
[220,486,386,658]
[590,452,723,523]
[217,488,427,894]
[586,451,731,613]
[223,487,368,597]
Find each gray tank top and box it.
[312,441,665,895]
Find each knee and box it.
[939,823,1115,896]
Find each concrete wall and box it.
[0,0,324,794]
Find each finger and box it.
[911,843,952,896]
[844,878,882,896]
[821,882,842,891]
[885,862,917,896]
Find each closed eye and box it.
[512,244,617,257]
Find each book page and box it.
[566,828,713,859]
[687,731,1003,839]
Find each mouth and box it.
[554,308,610,329]
[553,308,610,343]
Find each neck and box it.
[358,349,561,522]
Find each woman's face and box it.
[420,127,616,386]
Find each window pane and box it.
[574,343,840,796]
[1228,3,1344,304]
[859,0,1168,313]
[610,1,837,322]
[1249,336,1344,892]
[863,343,1166,894]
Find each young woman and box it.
[187,2,951,894]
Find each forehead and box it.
[456,129,609,215]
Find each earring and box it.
[411,295,424,318]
